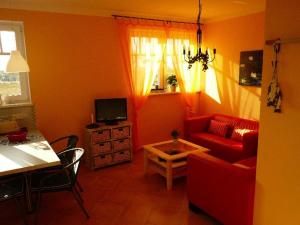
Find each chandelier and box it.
[183,0,216,71]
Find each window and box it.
[130,35,194,92]
[127,24,199,97]
[0,21,31,105]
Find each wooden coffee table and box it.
[143,139,208,190]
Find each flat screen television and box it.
[95,98,127,125]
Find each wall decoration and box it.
[239,50,263,86]
[267,44,282,113]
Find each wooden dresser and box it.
[84,121,132,169]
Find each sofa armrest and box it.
[188,152,255,179]
[243,131,258,157]
[184,115,213,138]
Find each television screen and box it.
[95,98,127,124]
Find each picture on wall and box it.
[239,50,263,86]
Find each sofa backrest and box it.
[213,114,259,137]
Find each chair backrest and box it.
[50,135,79,151]
[66,135,79,150]
[50,135,79,164]
[59,148,84,186]
[65,135,79,164]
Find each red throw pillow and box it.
[231,122,258,141]
[231,127,251,141]
[208,120,229,137]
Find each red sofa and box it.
[184,114,259,162]
[187,153,256,225]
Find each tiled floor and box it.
[1,152,221,225]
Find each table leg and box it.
[144,150,148,175]
[24,173,33,213]
[166,160,173,190]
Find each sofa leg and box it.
[188,202,202,213]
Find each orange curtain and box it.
[116,18,167,151]
[117,18,200,151]
[168,28,201,116]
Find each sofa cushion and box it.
[213,114,240,137]
[231,121,259,141]
[208,120,229,137]
[189,132,243,162]
[231,128,251,141]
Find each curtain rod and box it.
[266,38,300,46]
[112,14,200,25]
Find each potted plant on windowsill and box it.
[166,74,178,92]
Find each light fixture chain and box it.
[198,0,201,25]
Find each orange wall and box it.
[139,93,186,145]
[254,0,300,224]
[0,9,186,147]
[201,12,265,120]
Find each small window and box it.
[0,21,31,105]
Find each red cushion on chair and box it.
[208,120,229,137]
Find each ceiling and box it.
[0,0,266,23]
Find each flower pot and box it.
[170,85,176,92]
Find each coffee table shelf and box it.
[148,155,187,168]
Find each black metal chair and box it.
[49,135,83,192]
[0,175,28,225]
[31,148,89,224]
[49,135,79,163]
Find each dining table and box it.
[0,131,61,212]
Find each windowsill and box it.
[0,102,33,109]
[150,90,181,96]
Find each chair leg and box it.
[76,181,83,192]
[71,188,89,219]
[24,174,33,213]
[34,191,42,225]
[14,198,28,225]
[74,186,84,203]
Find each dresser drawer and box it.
[112,126,130,139]
[92,142,112,155]
[91,129,111,143]
[94,154,113,167]
[113,150,131,162]
[112,138,130,151]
